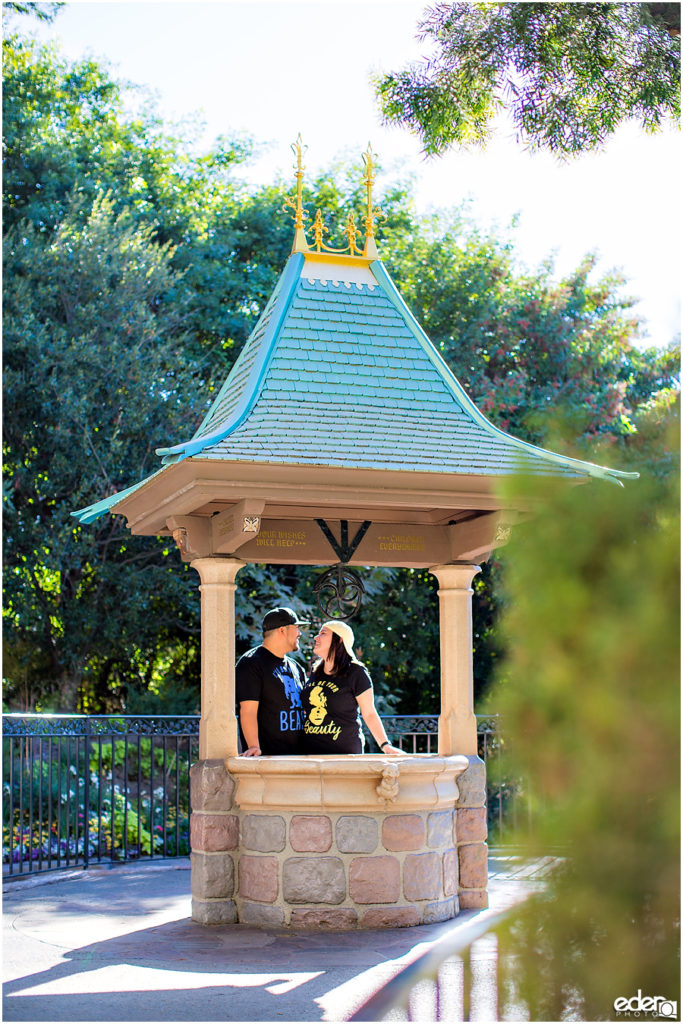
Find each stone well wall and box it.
[190,755,488,929]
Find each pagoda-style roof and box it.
[73,140,636,568]
[154,251,634,482]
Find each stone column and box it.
[429,563,481,757]
[191,557,244,760]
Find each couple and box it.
[236,607,402,757]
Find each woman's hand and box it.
[380,743,403,756]
[240,745,262,757]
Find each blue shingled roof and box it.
[73,249,637,525]
[155,253,637,484]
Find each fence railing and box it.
[349,909,512,1022]
[3,715,198,878]
[3,713,522,879]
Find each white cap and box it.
[323,620,355,658]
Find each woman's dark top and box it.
[301,661,372,754]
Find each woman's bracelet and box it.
[380,740,390,749]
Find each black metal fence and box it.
[3,715,198,878]
[3,713,523,880]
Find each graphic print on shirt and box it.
[308,685,327,725]
[303,679,342,742]
[275,663,304,734]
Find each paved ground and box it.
[2,854,547,1023]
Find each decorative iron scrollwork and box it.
[313,564,366,621]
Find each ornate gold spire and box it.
[361,143,384,258]
[283,134,310,253]
[284,137,383,259]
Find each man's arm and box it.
[239,700,261,756]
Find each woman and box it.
[302,620,403,755]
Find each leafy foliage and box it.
[375,2,680,156]
[387,216,680,448]
[3,193,200,710]
[489,407,680,1017]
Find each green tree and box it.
[3,194,198,710]
[375,2,680,156]
[489,404,679,1017]
[385,211,680,449]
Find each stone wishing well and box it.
[74,139,636,929]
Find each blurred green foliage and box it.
[489,405,680,1018]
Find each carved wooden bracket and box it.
[447,512,519,562]
[212,499,266,554]
[167,515,211,561]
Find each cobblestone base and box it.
[190,757,488,928]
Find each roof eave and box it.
[97,457,539,537]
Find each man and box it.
[235,607,308,756]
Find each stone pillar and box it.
[190,759,239,924]
[429,563,481,757]
[191,557,244,760]
[454,756,489,909]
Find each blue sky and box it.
[28,0,681,347]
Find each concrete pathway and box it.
[2,854,547,1023]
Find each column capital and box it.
[429,563,481,590]
[191,557,244,586]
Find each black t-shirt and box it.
[301,662,373,754]
[235,646,305,755]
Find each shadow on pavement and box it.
[3,865,488,1022]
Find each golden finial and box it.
[283,139,382,259]
[344,211,362,256]
[362,142,383,258]
[312,209,327,252]
[283,134,310,253]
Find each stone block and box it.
[290,815,333,852]
[191,898,237,925]
[423,897,457,924]
[459,844,488,889]
[361,907,420,929]
[282,857,346,904]
[239,855,279,903]
[459,890,489,910]
[190,813,239,852]
[382,814,425,851]
[239,902,285,927]
[242,813,287,853]
[455,758,486,807]
[427,810,452,849]
[336,816,378,853]
[191,852,234,899]
[349,856,400,904]
[403,852,442,901]
[456,807,488,843]
[190,760,235,812]
[290,908,358,930]
[443,848,459,897]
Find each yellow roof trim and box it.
[302,251,375,269]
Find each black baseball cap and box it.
[262,607,309,633]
